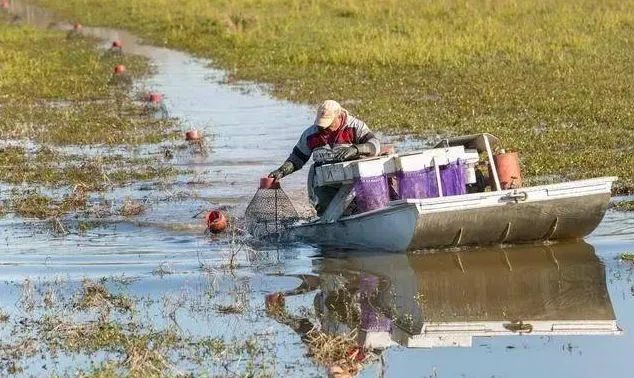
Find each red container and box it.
[113,64,126,74]
[494,151,522,189]
[185,129,201,141]
[259,177,280,189]
[148,92,163,103]
[206,210,228,234]
[112,40,123,48]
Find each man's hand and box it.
[268,168,284,180]
[332,145,359,162]
[268,161,295,180]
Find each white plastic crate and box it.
[315,155,396,186]
[397,146,478,172]
[314,148,480,187]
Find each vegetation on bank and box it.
[611,200,634,212]
[0,14,180,219]
[32,0,634,193]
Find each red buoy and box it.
[185,129,201,141]
[1,1,10,10]
[259,177,280,190]
[113,64,126,74]
[148,92,163,103]
[73,23,82,31]
[494,151,522,189]
[206,210,228,234]
[112,40,123,48]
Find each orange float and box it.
[185,129,202,141]
[259,177,280,189]
[206,210,228,234]
[113,64,126,74]
[112,40,123,48]
[494,150,522,189]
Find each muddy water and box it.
[3,1,634,377]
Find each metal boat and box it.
[289,134,616,251]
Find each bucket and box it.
[494,151,522,189]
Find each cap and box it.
[314,100,342,128]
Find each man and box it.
[269,100,380,215]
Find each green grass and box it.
[611,200,634,212]
[0,146,176,191]
[620,253,634,262]
[0,15,179,196]
[0,15,177,145]
[31,0,634,193]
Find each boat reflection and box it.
[312,241,621,349]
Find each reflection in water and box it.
[308,241,621,349]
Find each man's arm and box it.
[269,129,312,180]
[350,116,380,157]
[331,115,380,162]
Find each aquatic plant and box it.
[620,253,634,262]
[611,201,634,212]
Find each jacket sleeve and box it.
[349,116,380,156]
[286,128,312,170]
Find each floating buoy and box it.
[185,129,202,141]
[148,92,163,103]
[111,40,122,48]
[113,64,126,74]
[1,1,10,10]
[73,23,82,31]
[494,150,522,189]
[206,210,228,234]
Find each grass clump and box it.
[620,253,634,262]
[0,101,177,145]
[33,0,634,192]
[74,279,134,316]
[0,309,9,323]
[0,146,176,190]
[611,200,634,212]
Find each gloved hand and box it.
[332,145,359,162]
[268,161,295,180]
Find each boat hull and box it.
[289,177,615,251]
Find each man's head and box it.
[314,100,344,131]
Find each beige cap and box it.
[314,100,342,128]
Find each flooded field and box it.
[2,1,634,377]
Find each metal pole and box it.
[484,134,501,191]
[433,157,444,197]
